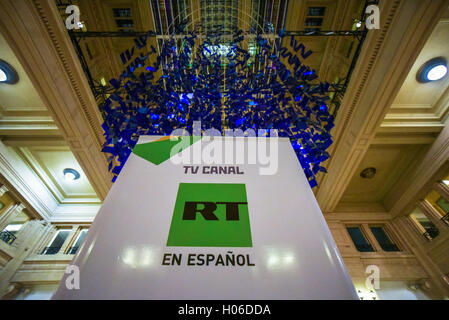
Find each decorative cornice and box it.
[0,0,113,200]
[0,185,8,197]
[0,142,55,220]
[31,0,105,145]
[334,0,401,141]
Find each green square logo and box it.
[167,183,252,247]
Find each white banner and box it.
[53,136,357,299]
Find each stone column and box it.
[0,185,8,197]
[392,216,449,298]
[407,214,428,242]
[0,219,49,298]
[434,181,449,203]
[0,203,26,231]
[418,200,448,234]
[33,222,57,255]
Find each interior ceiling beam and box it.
[315,0,449,213]
[0,0,113,200]
[1,136,67,147]
[0,116,60,137]
[372,132,438,145]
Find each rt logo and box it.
[167,183,253,247]
[183,201,248,221]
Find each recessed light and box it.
[417,57,448,83]
[360,167,376,179]
[0,68,7,82]
[63,168,80,181]
[0,59,19,84]
[427,65,447,81]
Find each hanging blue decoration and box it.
[100,23,335,188]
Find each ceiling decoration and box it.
[15,146,99,204]
[51,0,370,190]
[100,21,335,188]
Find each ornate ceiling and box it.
[0,0,448,222]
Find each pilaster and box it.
[434,181,449,202]
[0,203,25,231]
[418,200,448,235]
[0,185,8,197]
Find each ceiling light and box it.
[417,57,448,83]
[0,68,7,82]
[63,168,80,181]
[427,65,447,81]
[0,59,19,84]
[360,167,376,179]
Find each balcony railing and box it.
[441,213,449,226]
[67,246,79,254]
[0,230,17,245]
[423,226,440,241]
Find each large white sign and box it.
[53,136,357,299]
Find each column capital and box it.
[418,199,448,233]
[15,203,26,212]
[434,181,449,202]
[0,185,9,197]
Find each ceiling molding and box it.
[386,116,449,217]
[15,146,101,204]
[433,85,449,119]
[50,204,101,223]
[378,122,445,133]
[0,116,60,137]
[15,146,65,203]
[390,103,433,109]
[340,144,429,205]
[1,107,49,114]
[0,141,57,220]
[0,140,102,222]
[333,201,389,214]
[372,132,437,145]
